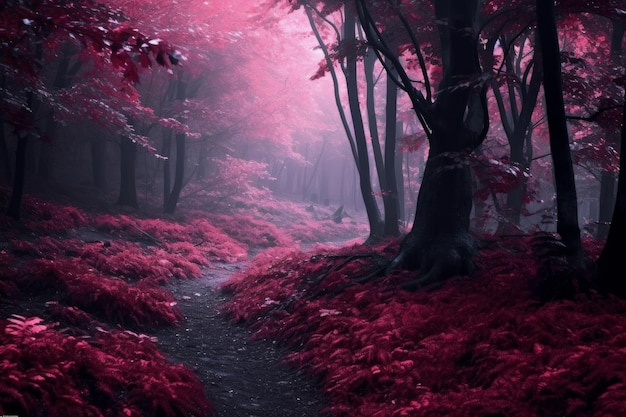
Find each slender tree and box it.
[535,0,582,264]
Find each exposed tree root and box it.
[387,233,476,292]
[304,253,389,299]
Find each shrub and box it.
[0,315,212,417]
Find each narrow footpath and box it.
[150,263,330,417]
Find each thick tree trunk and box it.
[597,21,624,239]
[596,83,626,296]
[535,0,582,264]
[117,136,138,208]
[387,0,487,287]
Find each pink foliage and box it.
[0,251,19,298]
[93,213,247,263]
[222,236,626,417]
[79,241,204,284]
[10,236,83,258]
[24,259,183,328]
[0,315,212,417]
[186,218,248,262]
[205,213,294,248]
[21,195,88,233]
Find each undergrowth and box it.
[0,190,366,417]
[221,236,626,417]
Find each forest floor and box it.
[0,187,365,417]
[150,262,331,417]
[6,187,626,417]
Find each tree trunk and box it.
[394,122,405,224]
[164,131,185,214]
[383,62,400,236]
[6,133,28,220]
[535,0,582,264]
[91,137,107,188]
[364,48,386,191]
[163,72,188,214]
[596,20,624,239]
[117,136,138,208]
[493,46,542,233]
[387,0,488,288]
[598,172,616,238]
[0,115,11,184]
[596,82,626,296]
[345,9,383,240]
[162,129,172,209]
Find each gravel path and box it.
[150,263,330,417]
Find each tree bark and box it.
[117,136,138,208]
[164,131,185,213]
[597,172,616,238]
[383,0,488,287]
[383,61,400,236]
[6,133,28,220]
[0,114,11,185]
[492,41,542,233]
[596,79,626,296]
[164,71,189,214]
[394,121,405,224]
[162,129,172,209]
[597,20,624,239]
[91,137,107,188]
[345,8,384,240]
[535,0,582,264]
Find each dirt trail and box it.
[150,263,330,417]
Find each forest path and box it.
[150,262,330,417]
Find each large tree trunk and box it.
[535,0,582,264]
[387,0,487,288]
[596,79,626,296]
[597,21,624,239]
[595,19,626,295]
[117,136,138,208]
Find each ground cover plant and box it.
[0,197,220,416]
[221,235,626,417]
[0,315,212,417]
[0,190,366,416]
